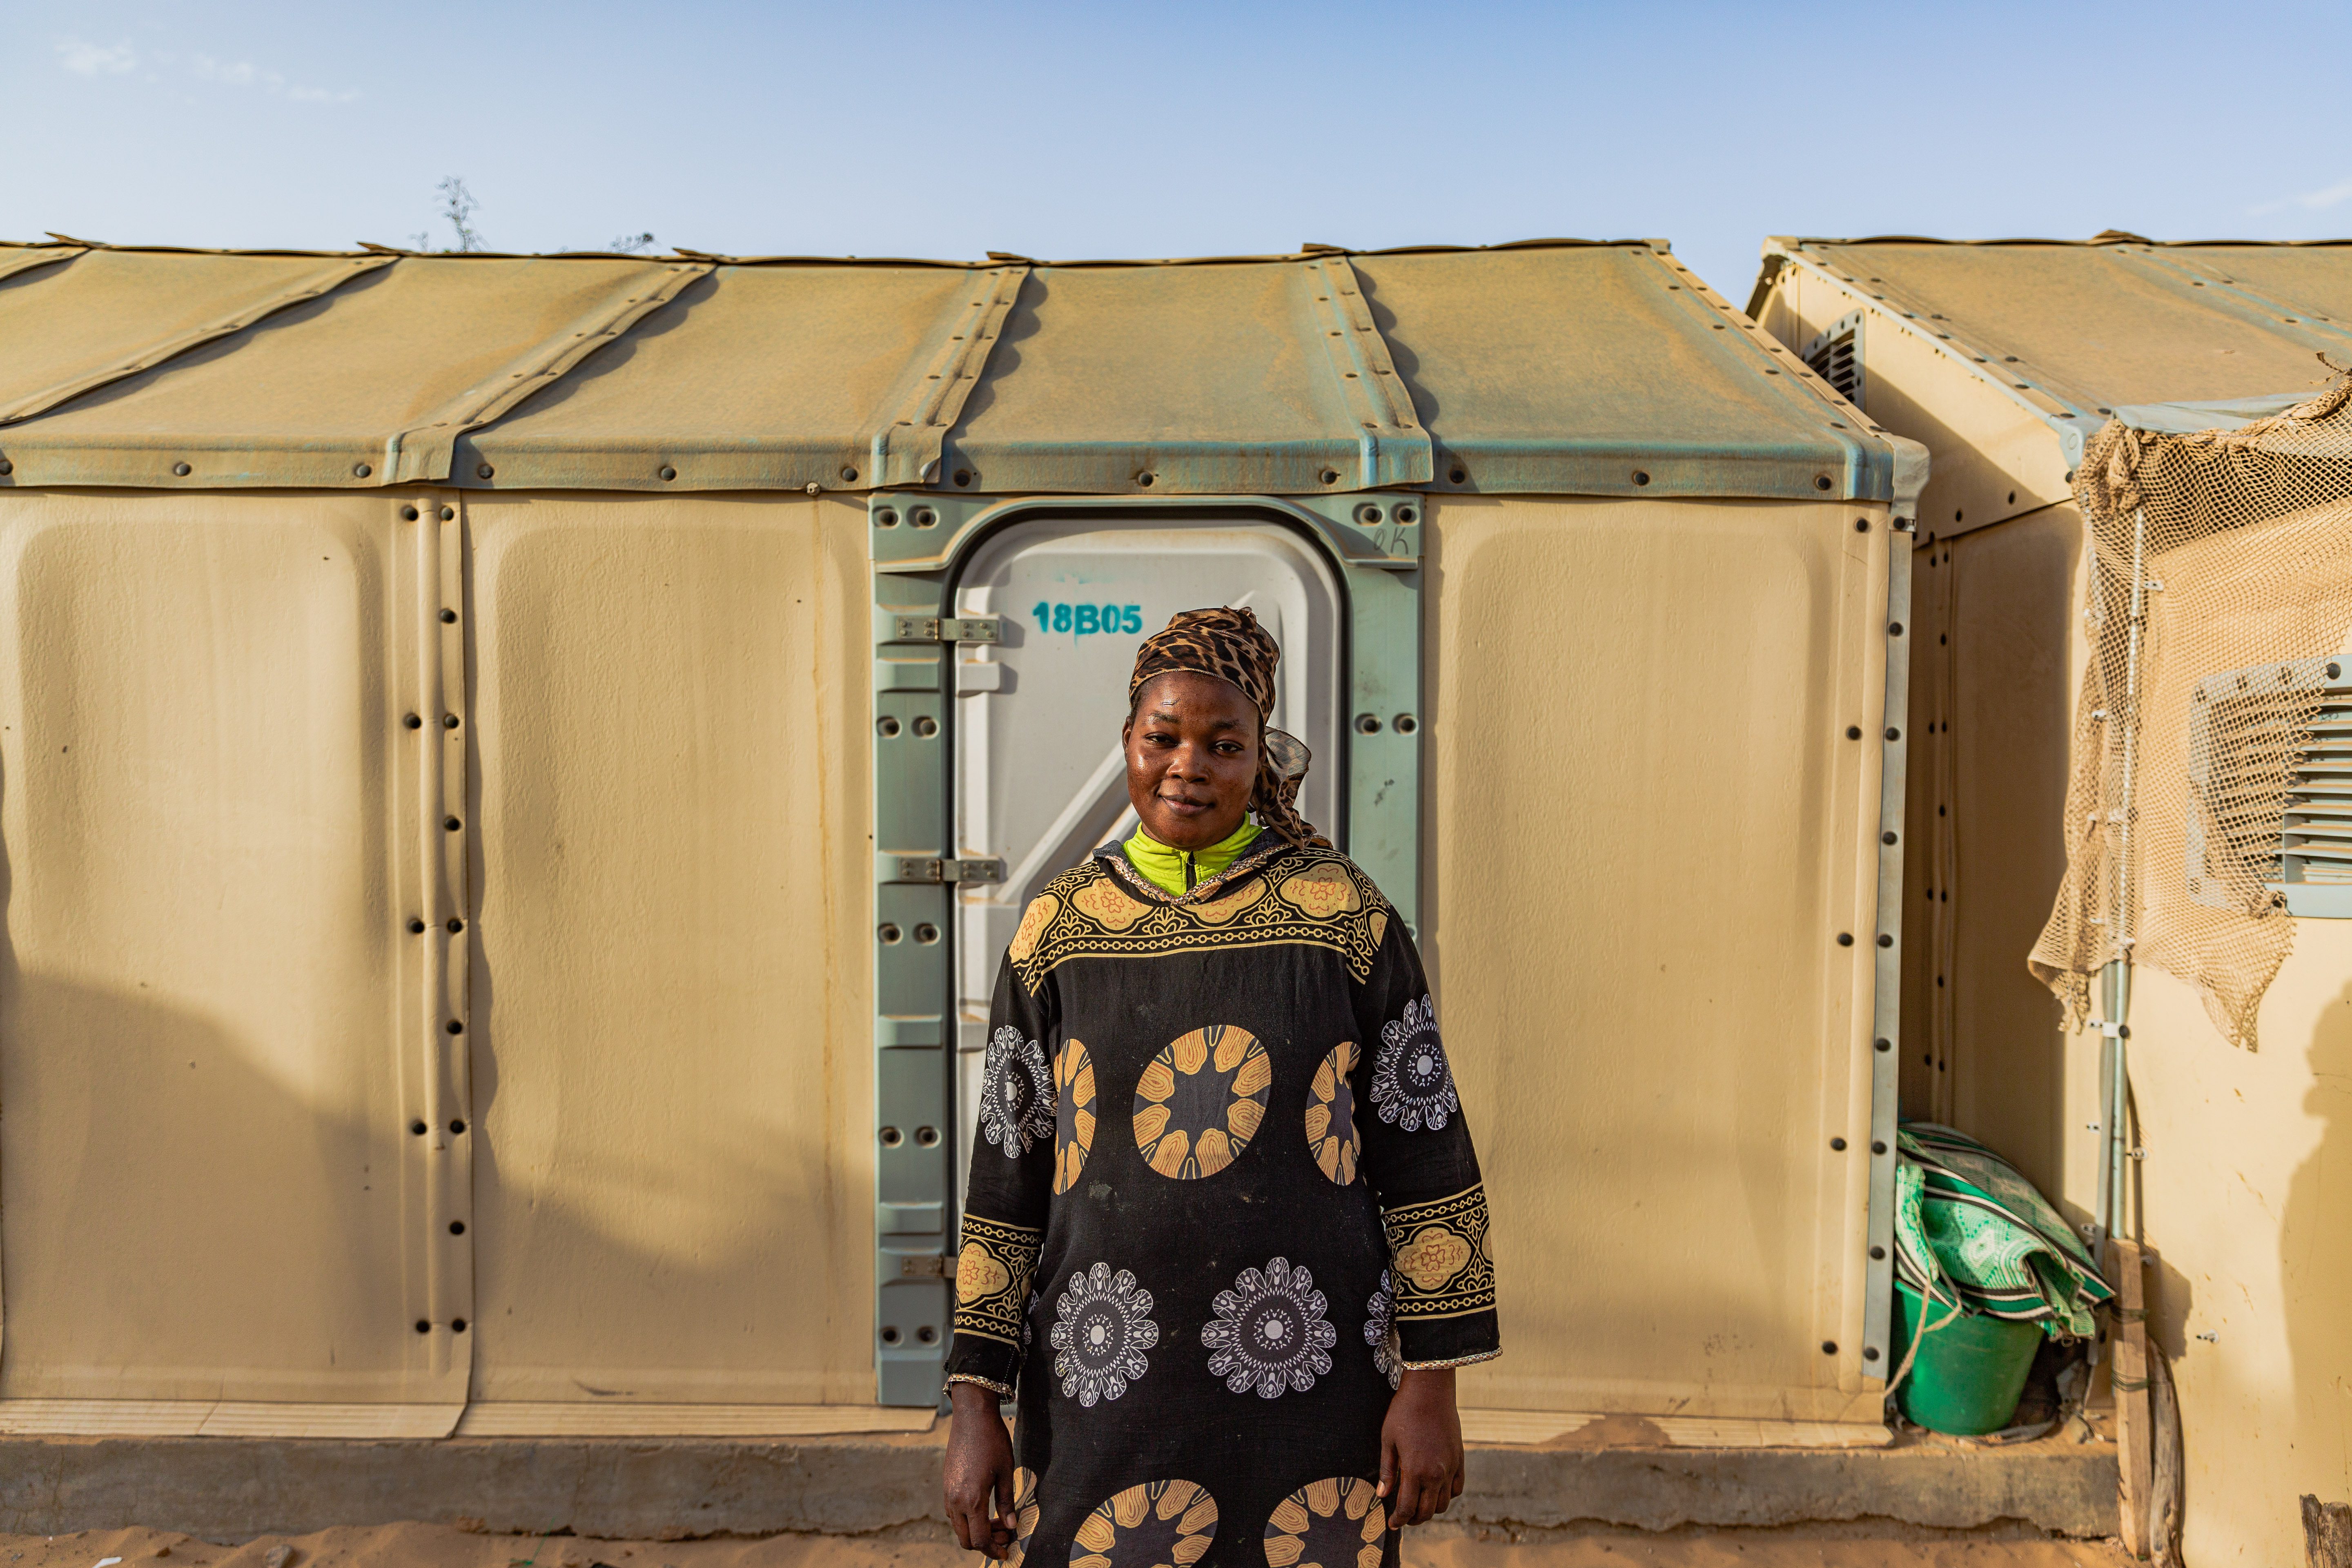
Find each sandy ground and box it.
[0,1523,2134,1568]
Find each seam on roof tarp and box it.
[389,261,710,483]
[0,254,396,428]
[0,246,82,286]
[862,263,1028,488]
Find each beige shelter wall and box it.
[1899,507,2089,1200]
[2119,929,2352,1567]
[1425,494,1887,1422]
[464,493,875,1404]
[0,489,448,1402]
[1759,261,2072,544]
[0,488,878,1414]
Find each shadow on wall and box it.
[0,958,849,1400]
[0,967,402,1394]
[2287,979,2352,1515]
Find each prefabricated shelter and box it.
[0,236,1922,1466]
[1751,236,2352,1565]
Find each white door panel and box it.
[949,519,1342,1211]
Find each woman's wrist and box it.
[950,1380,1004,1414]
[1396,1365,1456,1396]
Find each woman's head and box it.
[1121,606,1328,853]
[1123,670,1259,849]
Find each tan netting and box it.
[2030,370,2352,1049]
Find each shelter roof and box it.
[0,237,1895,502]
[1752,236,2352,440]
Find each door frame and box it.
[867,492,1423,1404]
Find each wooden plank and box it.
[2108,1239,2152,1559]
[2307,1494,2352,1568]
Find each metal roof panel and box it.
[472,262,1014,491]
[1775,239,2351,413]
[0,241,1904,501]
[942,257,1430,494]
[2137,244,2352,330]
[7,256,684,486]
[1357,245,1881,499]
[0,249,389,426]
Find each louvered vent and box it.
[2282,670,2352,913]
[1799,310,1865,410]
[2184,656,2352,917]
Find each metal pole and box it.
[2094,506,2150,1250]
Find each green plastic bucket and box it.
[1889,1281,2042,1435]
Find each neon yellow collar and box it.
[1122,820,1262,895]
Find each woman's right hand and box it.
[944,1382,1019,1559]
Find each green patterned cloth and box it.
[1893,1123,2113,1339]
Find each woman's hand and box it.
[1378,1366,1466,1528]
[944,1383,1019,1559]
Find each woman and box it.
[943,606,1498,1567]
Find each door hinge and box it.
[897,1254,952,1279]
[891,615,1002,644]
[880,854,1008,885]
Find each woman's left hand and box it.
[1377,1366,1466,1527]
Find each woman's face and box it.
[1122,671,1260,852]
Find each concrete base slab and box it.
[1458,1428,2118,1539]
[0,1428,2117,1542]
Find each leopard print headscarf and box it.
[1128,606,1330,849]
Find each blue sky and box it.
[7,0,2350,303]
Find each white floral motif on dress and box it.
[980,1025,1054,1157]
[1372,995,1459,1132]
[1050,1262,1158,1407]
[1364,1270,1402,1390]
[1203,1256,1338,1399]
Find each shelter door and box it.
[947,518,1343,1212]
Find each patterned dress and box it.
[947,835,1499,1568]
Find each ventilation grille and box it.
[2283,675,2352,901]
[2185,657,2352,917]
[1799,310,1865,410]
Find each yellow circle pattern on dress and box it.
[1133,1025,1271,1180]
[1054,1038,1096,1196]
[1004,1466,1041,1568]
[1071,1478,1218,1568]
[1304,1041,1361,1186]
[1262,1476,1385,1568]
